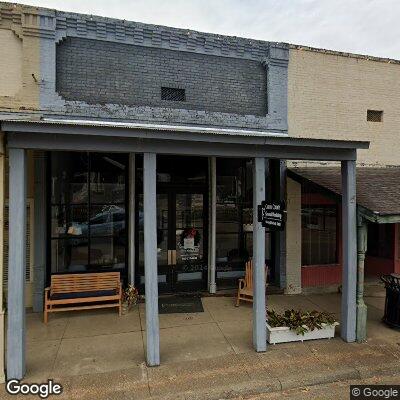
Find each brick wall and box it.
[288,48,400,166]
[56,37,267,116]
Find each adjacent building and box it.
[285,46,400,293]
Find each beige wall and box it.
[285,177,302,294]
[0,5,43,112]
[288,48,400,166]
[0,29,23,97]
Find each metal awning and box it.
[1,119,369,161]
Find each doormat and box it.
[159,296,204,314]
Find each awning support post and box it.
[143,152,160,366]
[7,148,27,379]
[341,160,357,342]
[253,157,267,352]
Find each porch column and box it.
[208,156,217,294]
[356,211,368,342]
[33,152,46,312]
[7,148,27,379]
[341,160,357,342]
[253,157,267,352]
[276,161,287,289]
[128,153,136,285]
[143,153,160,366]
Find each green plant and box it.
[123,285,139,308]
[267,309,337,335]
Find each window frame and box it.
[301,203,340,267]
[46,152,129,284]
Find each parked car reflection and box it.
[69,205,126,244]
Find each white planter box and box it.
[266,322,339,344]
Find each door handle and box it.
[168,250,172,265]
[167,250,177,265]
[172,250,177,265]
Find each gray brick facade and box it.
[56,37,267,116]
[0,3,289,132]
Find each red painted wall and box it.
[302,264,342,287]
[300,191,398,287]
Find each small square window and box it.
[161,87,185,102]
[367,110,383,122]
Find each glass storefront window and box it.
[90,237,126,269]
[90,154,126,204]
[301,206,338,265]
[215,159,253,288]
[51,238,88,273]
[50,152,89,204]
[49,152,128,275]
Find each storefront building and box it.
[0,2,374,380]
[285,45,400,293]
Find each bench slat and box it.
[44,272,122,323]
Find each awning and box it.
[1,118,369,161]
[289,166,400,223]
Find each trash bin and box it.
[381,274,400,329]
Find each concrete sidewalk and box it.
[2,290,400,399]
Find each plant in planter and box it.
[266,309,338,344]
[122,285,139,314]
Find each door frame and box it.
[135,182,209,294]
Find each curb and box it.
[152,361,400,400]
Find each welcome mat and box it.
[158,296,204,314]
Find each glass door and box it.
[173,193,206,291]
[137,190,207,293]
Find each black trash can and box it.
[381,274,400,329]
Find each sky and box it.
[10,0,400,60]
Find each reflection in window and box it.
[301,206,338,265]
[49,152,128,274]
[215,159,270,288]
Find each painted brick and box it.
[56,37,267,116]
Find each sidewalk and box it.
[2,290,400,399]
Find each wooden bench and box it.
[235,259,269,307]
[44,272,122,323]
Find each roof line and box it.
[290,44,400,65]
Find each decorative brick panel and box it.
[56,37,268,116]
